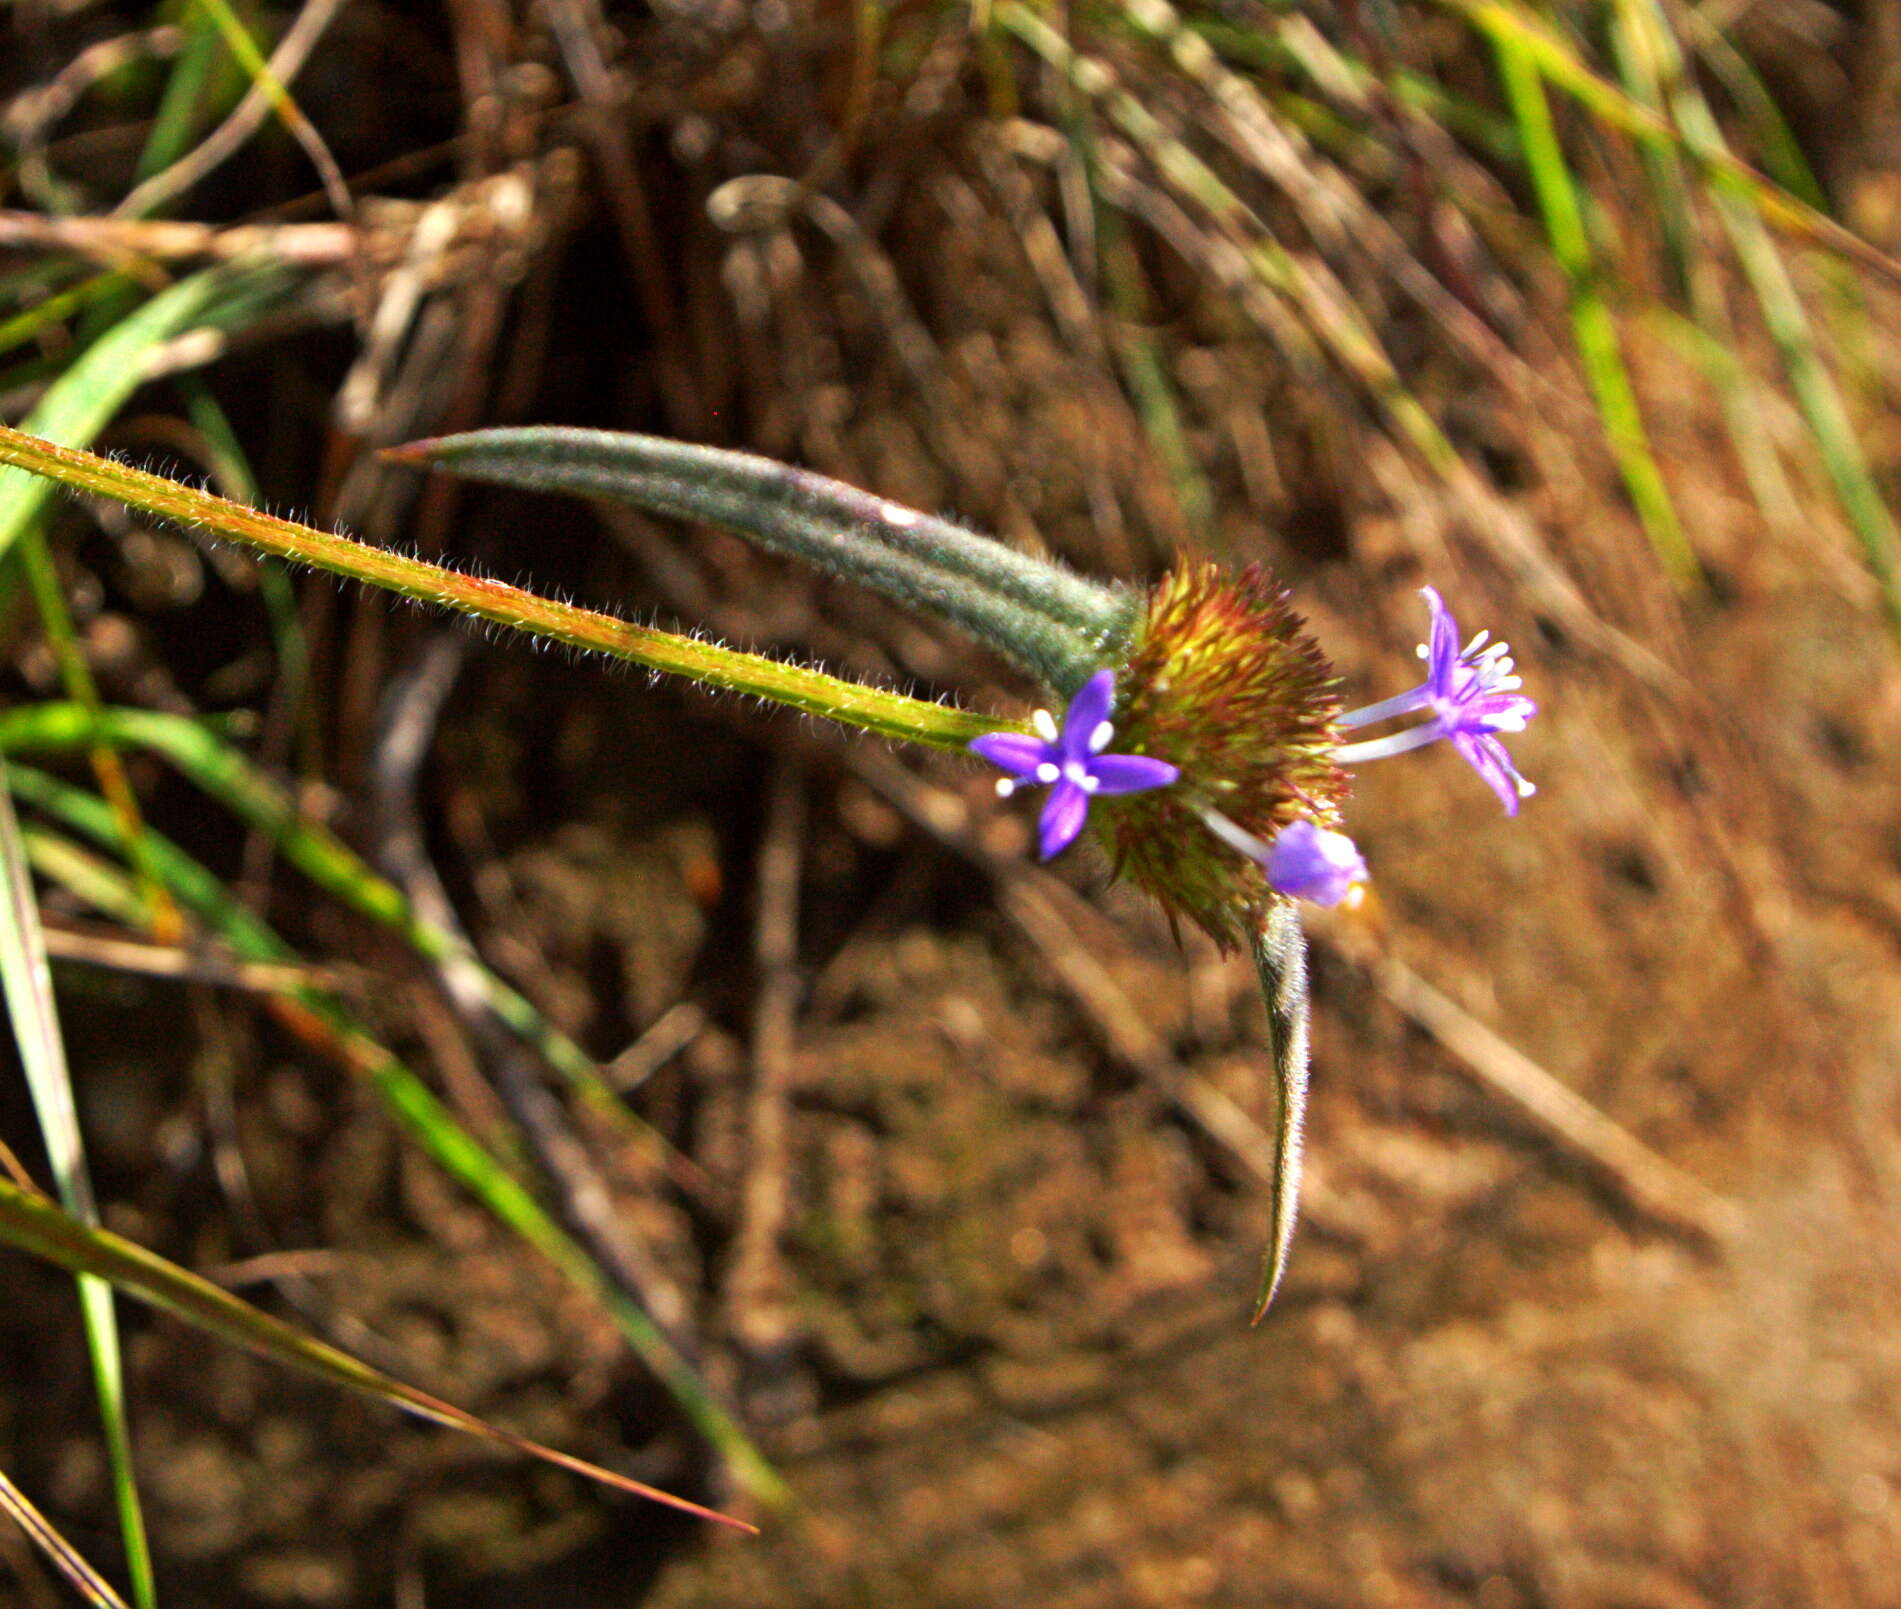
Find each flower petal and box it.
[1451,732,1533,815]
[969,732,1053,777]
[1263,820,1367,907]
[1086,754,1180,796]
[1421,586,1460,689]
[1058,669,1117,760]
[1037,779,1092,860]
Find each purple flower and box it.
[1262,820,1367,906]
[1199,810,1367,908]
[1336,586,1538,814]
[970,669,1180,860]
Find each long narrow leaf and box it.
[0,766,153,1609]
[389,427,1137,693]
[0,1175,750,1530]
[1249,901,1310,1323]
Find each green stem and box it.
[0,425,1011,751]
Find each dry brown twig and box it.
[114,0,354,225]
[725,756,809,1377]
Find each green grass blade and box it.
[0,1462,131,1609]
[0,267,243,564]
[177,383,310,731]
[0,424,1007,750]
[1,760,788,1509]
[1,700,674,1136]
[1428,0,1901,290]
[20,826,148,927]
[0,1172,751,1530]
[0,764,155,1609]
[1493,33,1696,586]
[1635,3,1901,634]
[134,6,229,185]
[0,271,138,363]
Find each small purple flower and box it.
[970,669,1180,860]
[1336,586,1538,814]
[1262,820,1368,906]
[1199,810,1367,908]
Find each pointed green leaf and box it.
[1249,901,1311,1323]
[389,427,1141,693]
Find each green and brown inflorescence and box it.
[1103,563,1347,948]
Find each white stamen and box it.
[1515,777,1537,798]
[1082,775,1100,793]
[1089,720,1115,753]
[1064,761,1090,784]
[1416,643,1430,660]
[1032,709,1059,742]
[1035,762,1060,785]
[1463,629,1490,655]
[996,778,1017,797]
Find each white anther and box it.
[1035,762,1060,785]
[1082,775,1100,793]
[1089,720,1115,753]
[1064,761,1090,784]
[1416,643,1430,660]
[1463,629,1490,656]
[1032,709,1059,742]
[996,778,1017,798]
[1515,777,1537,798]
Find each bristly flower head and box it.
[969,670,1180,860]
[1101,563,1349,948]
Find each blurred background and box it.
[4,0,1901,1603]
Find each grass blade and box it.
[1493,33,1696,586]
[0,759,788,1509]
[1,700,677,1136]
[0,1463,131,1609]
[0,425,1008,751]
[1427,0,1901,290]
[0,1172,751,1531]
[0,764,154,1609]
[1635,0,1901,632]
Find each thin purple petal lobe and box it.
[1061,669,1117,755]
[968,671,1178,858]
[1038,780,1092,860]
[1088,754,1181,795]
[968,732,1049,777]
